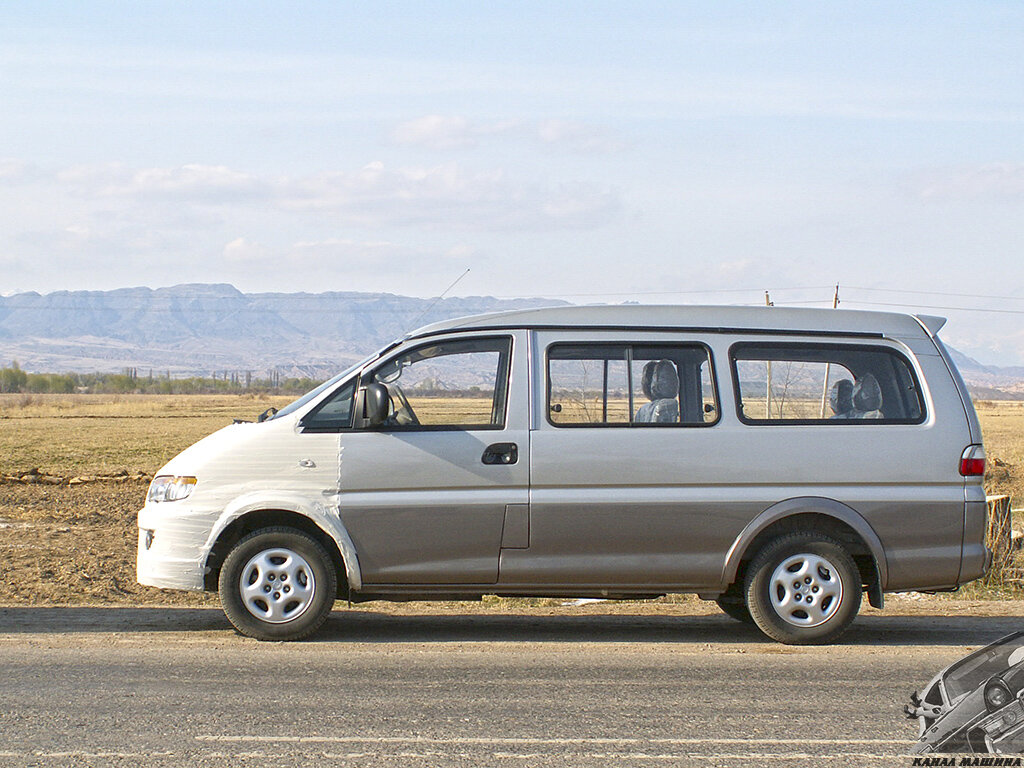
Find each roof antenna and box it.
[406,268,471,332]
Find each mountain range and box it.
[1,284,1022,398]
[0,284,566,379]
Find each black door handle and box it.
[482,442,518,465]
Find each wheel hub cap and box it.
[769,553,843,628]
[239,548,315,624]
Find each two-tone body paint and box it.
[138,304,987,602]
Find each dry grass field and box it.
[0,393,1021,607]
[975,399,1024,502]
[0,393,294,478]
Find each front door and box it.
[304,332,529,585]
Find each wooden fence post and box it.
[986,494,1013,575]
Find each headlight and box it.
[985,680,1013,712]
[147,475,197,503]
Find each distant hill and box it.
[1,285,1022,398]
[946,348,1024,400]
[0,284,566,379]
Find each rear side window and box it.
[547,343,718,427]
[730,342,925,424]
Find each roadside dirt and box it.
[0,482,216,606]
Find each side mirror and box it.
[355,383,389,428]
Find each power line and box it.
[494,286,834,299]
[845,285,1024,302]
[840,299,1024,316]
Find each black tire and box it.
[744,533,861,645]
[219,526,337,641]
[715,596,753,624]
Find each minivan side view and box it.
[137,305,990,644]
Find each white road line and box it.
[491,754,905,762]
[313,755,906,763]
[0,752,174,759]
[0,748,911,761]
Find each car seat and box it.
[852,373,883,419]
[634,359,680,423]
[828,379,856,419]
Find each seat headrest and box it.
[829,379,854,415]
[853,373,882,413]
[640,360,656,400]
[642,359,679,401]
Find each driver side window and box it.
[366,337,512,430]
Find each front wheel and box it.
[219,527,337,641]
[744,533,861,645]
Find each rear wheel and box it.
[219,527,337,641]
[744,533,861,645]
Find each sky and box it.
[1,1,1023,364]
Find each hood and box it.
[157,420,266,477]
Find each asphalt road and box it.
[1,605,1023,767]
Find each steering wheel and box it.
[387,384,420,426]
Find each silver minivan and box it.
[137,305,990,644]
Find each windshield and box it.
[943,633,1024,702]
[267,353,377,421]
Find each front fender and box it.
[206,491,363,591]
[720,496,889,591]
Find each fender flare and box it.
[720,496,888,591]
[205,491,363,591]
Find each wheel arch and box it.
[203,493,362,594]
[721,497,888,606]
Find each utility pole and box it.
[819,284,841,417]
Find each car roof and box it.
[408,304,943,340]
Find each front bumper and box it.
[136,504,211,592]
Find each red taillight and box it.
[960,458,986,476]
[960,445,986,477]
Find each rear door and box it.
[499,330,728,588]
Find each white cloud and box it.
[916,164,1024,200]
[217,237,468,285]
[41,159,619,231]
[0,159,36,182]
[391,115,629,155]
[536,120,629,154]
[223,237,272,263]
[392,115,480,150]
[59,163,267,201]
[130,164,264,199]
[391,115,524,150]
